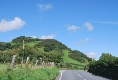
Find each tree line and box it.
[0,46,63,65]
[88,53,118,80]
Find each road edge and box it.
[55,70,65,80]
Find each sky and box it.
[0,0,118,60]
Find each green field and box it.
[63,50,88,69]
[26,41,41,47]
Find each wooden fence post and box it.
[42,61,44,67]
[34,60,38,68]
[26,57,29,64]
[10,55,16,69]
[52,62,54,67]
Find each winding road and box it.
[57,70,110,80]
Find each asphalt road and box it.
[57,70,110,80]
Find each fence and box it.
[10,55,54,69]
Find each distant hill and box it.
[0,36,92,69]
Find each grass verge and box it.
[0,64,59,80]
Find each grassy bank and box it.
[63,50,88,69]
[0,64,59,80]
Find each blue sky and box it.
[0,0,118,59]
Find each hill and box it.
[0,36,91,69]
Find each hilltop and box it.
[0,36,92,69]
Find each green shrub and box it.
[88,53,118,80]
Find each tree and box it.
[88,53,118,80]
[0,43,5,50]
[5,43,12,49]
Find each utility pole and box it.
[23,40,24,50]
[21,40,24,64]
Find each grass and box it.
[0,63,9,70]
[26,41,45,53]
[0,64,59,80]
[63,50,88,69]
[26,41,41,47]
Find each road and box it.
[57,70,110,80]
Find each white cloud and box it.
[93,21,118,25]
[83,38,89,43]
[30,36,37,38]
[76,38,89,46]
[40,34,55,39]
[38,4,53,11]
[0,17,25,32]
[84,22,93,31]
[87,52,97,59]
[67,25,79,31]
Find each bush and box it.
[88,53,118,80]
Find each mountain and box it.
[0,36,91,69]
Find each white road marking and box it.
[74,70,86,80]
[59,70,65,80]
[78,74,82,77]
[74,70,76,73]
[78,74,81,76]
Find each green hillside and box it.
[0,36,91,69]
[63,50,88,69]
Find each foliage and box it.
[34,39,69,51]
[88,53,118,80]
[0,42,12,50]
[0,36,90,69]
[0,65,59,80]
[69,50,92,62]
[12,36,40,43]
